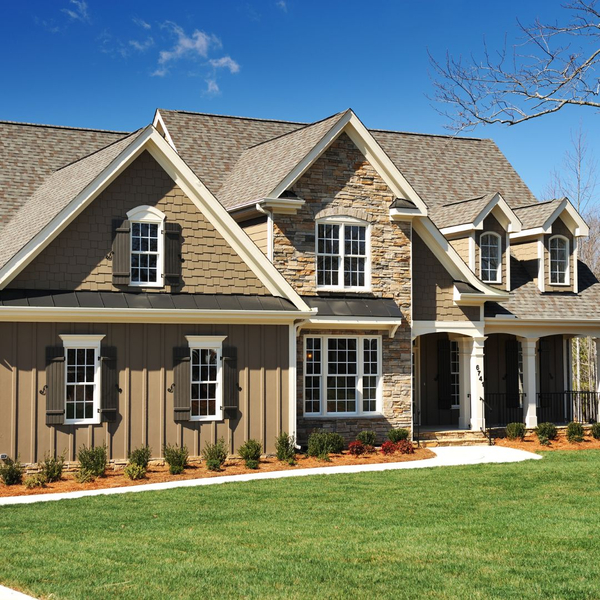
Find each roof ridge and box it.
[158,109,307,126]
[244,111,347,151]
[442,194,490,207]
[0,120,129,135]
[514,199,559,210]
[370,127,486,142]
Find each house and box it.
[0,108,598,465]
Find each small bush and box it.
[40,452,65,483]
[129,445,152,469]
[307,432,345,459]
[164,444,189,475]
[348,441,366,456]
[388,428,409,443]
[0,457,24,486]
[505,422,526,441]
[380,441,397,456]
[363,444,375,454]
[535,422,557,443]
[75,469,95,484]
[238,439,262,468]
[566,421,584,443]
[396,440,415,454]
[537,435,550,447]
[356,431,376,446]
[77,444,107,479]
[245,459,259,470]
[124,463,147,480]
[202,438,227,471]
[275,432,296,464]
[591,422,600,439]
[25,473,47,489]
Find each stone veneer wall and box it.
[270,133,412,443]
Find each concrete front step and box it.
[415,429,490,447]
[417,439,491,448]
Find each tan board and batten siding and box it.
[0,322,289,464]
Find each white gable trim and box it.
[152,110,178,152]
[0,128,313,313]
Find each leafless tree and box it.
[430,1,600,132]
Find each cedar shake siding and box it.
[240,217,269,255]
[511,240,539,284]
[9,151,269,296]
[0,322,289,464]
[412,231,480,322]
[449,237,470,266]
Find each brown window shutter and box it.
[437,339,452,410]
[45,346,65,425]
[100,346,119,422]
[222,345,239,413]
[505,339,520,407]
[163,222,182,285]
[173,347,191,421]
[112,219,131,285]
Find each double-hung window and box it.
[480,232,502,283]
[127,206,165,287]
[186,336,225,421]
[304,336,381,416]
[60,334,104,425]
[316,218,370,290]
[549,235,569,285]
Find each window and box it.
[186,336,225,421]
[549,235,569,285]
[450,340,459,409]
[304,336,381,416]
[126,206,165,287]
[60,334,104,425]
[316,218,369,290]
[480,232,502,283]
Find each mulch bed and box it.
[0,448,435,498]
[495,432,600,452]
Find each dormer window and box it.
[480,232,502,283]
[549,235,569,285]
[126,206,165,287]
[316,217,370,290]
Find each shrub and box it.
[591,422,600,439]
[25,473,47,489]
[164,444,189,475]
[77,444,107,479]
[535,422,557,442]
[75,469,95,484]
[348,441,366,456]
[0,457,24,486]
[202,438,227,471]
[396,440,415,454]
[356,431,376,446]
[566,421,584,443]
[124,463,147,480]
[129,445,152,469]
[275,432,296,464]
[307,432,345,459]
[505,422,526,441]
[40,452,65,483]
[537,435,550,447]
[238,439,262,468]
[388,428,409,443]
[380,441,397,456]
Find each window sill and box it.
[64,420,101,426]
[190,416,223,422]
[316,286,372,293]
[302,413,385,420]
[549,281,570,287]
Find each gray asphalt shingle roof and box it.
[429,193,497,229]
[513,199,563,230]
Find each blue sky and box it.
[2,0,599,199]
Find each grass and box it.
[1,451,600,599]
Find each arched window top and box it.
[126,205,166,222]
[317,214,369,226]
[549,235,570,285]
[480,232,502,284]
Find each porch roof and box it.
[302,295,402,318]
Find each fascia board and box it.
[152,110,178,152]
[440,223,476,235]
[510,227,546,240]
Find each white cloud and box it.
[276,0,288,12]
[129,37,154,52]
[61,0,90,23]
[205,79,220,95]
[133,17,151,30]
[209,56,240,74]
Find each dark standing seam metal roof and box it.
[0,290,299,312]
[302,296,402,318]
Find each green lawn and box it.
[1,451,600,599]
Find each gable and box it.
[8,151,270,296]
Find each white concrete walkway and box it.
[0,446,540,508]
[0,585,36,599]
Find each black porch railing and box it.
[537,391,599,424]
[484,393,525,427]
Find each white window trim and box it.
[126,205,166,288]
[186,335,227,422]
[549,234,570,286]
[59,334,105,425]
[479,231,502,284]
[315,216,371,292]
[303,334,383,417]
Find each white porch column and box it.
[520,337,539,428]
[595,338,600,415]
[469,337,486,431]
[457,337,472,429]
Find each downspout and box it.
[256,203,274,262]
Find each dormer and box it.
[435,192,521,292]
[511,198,589,293]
